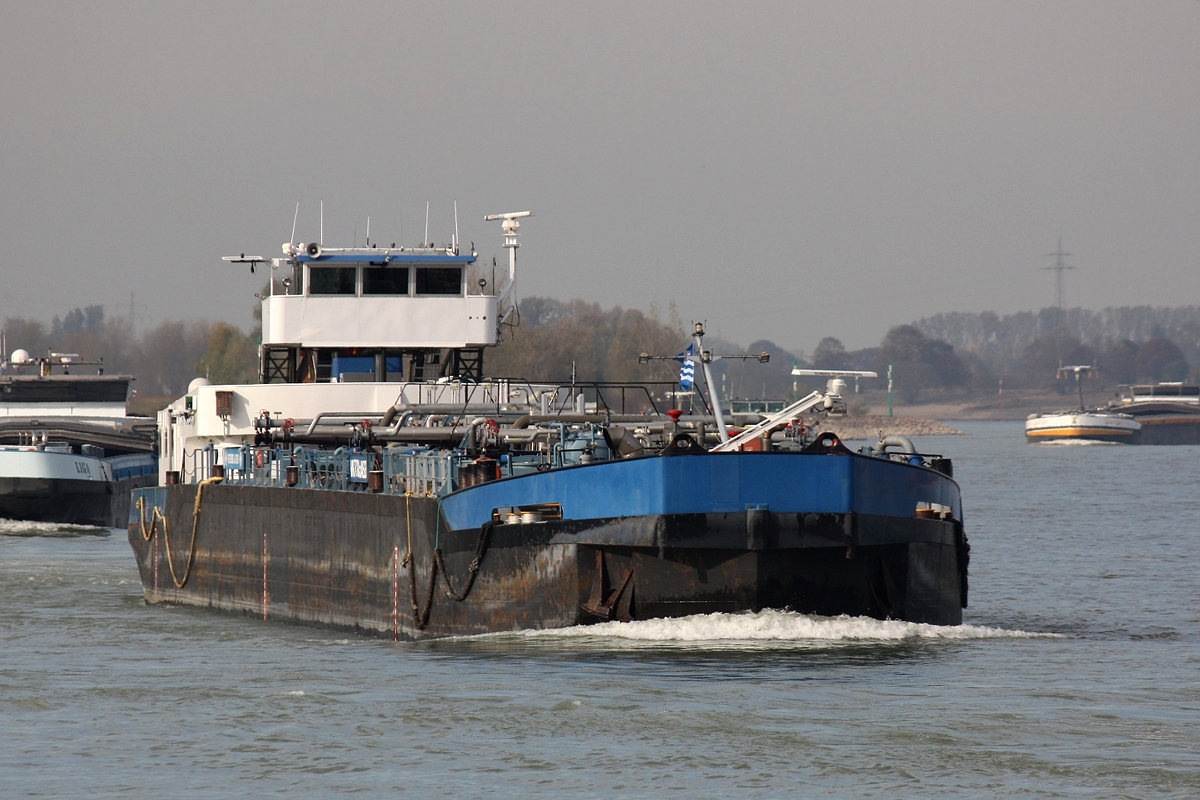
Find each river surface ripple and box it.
[1,421,1198,798]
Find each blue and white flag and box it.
[675,345,696,389]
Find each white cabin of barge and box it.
[160,214,534,482]
[245,242,497,384]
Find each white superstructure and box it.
[0,352,157,525]
[160,213,540,483]
[1114,382,1200,407]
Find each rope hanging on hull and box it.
[135,477,223,589]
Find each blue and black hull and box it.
[0,457,157,528]
[128,451,967,640]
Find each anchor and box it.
[581,550,635,621]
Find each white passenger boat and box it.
[0,350,157,526]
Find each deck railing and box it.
[181,445,454,496]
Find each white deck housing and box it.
[262,294,497,349]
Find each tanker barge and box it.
[129,212,968,640]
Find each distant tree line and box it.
[485,299,972,404]
[485,298,688,385]
[914,306,1200,391]
[8,300,1197,410]
[489,300,1200,404]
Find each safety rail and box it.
[542,381,681,415]
[181,445,455,496]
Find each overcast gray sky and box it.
[2,1,1197,352]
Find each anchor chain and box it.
[401,494,494,630]
[435,521,494,602]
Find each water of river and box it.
[2,421,1198,798]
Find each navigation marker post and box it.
[888,362,894,417]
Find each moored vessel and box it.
[128,211,968,640]
[1107,383,1200,445]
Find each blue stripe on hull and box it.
[441,453,960,531]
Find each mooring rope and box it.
[134,477,223,589]
[135,494,164,542]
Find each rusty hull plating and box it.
[129,479,966,641]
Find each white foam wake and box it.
[515,609,1054,645]
[0,518,111,537]
[1034,438,1121,447]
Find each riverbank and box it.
[808,414,963,439]
[849,387,1094,422]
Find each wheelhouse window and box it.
[415,267,462,296]
[363,266,409,295]
[308,266,357,295]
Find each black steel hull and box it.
[128,484,967,640]
[1024,431,1134,444]
[1131,417,1200,445]
[0,475,154,527]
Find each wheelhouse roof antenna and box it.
[289,202,300,246]
[484,211,534,324]
[1042,236,1075,309]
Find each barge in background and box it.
[1026,366,1200,445]
[129,211,968,640]
[1107,382,1200,445]
[0,349,157,526]
[1025,365,1140,444]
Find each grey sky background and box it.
[2,1,1197,352]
